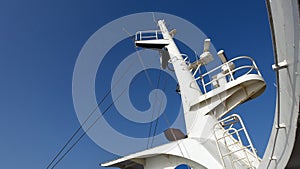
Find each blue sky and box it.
[0,1,275,169]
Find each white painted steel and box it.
[259,1,300,169]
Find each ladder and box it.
[213,114,260,169]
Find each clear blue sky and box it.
[0,1,275,169]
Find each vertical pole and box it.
[157,20,202,133]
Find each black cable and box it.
[47,32,157,167]
[47,50,138,169]
[124,27,154,88]
[50,77,137,169]
[151,76,168,147]
[156,69,162,89]
[127,32,161,148]
[147,70,162,148]
[46,89,110,169]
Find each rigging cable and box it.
[147,69,162,148]
[46,40,141,169]
[129,30,187,156]
[123,27,154,88]
[50,48,158,168]
[162,106,186,157]
[46,88,111,169]
[135,50,186,157]
[46,36,157,169]
[123,27,162,149]
[50,81,133,169]
[48,26,185,168]
[151,75,169,147]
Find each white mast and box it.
[157,20,203,136]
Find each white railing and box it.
[192,56,262,94]
[135,30,163,41]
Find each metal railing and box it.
[135,30,164,41]
[192,56,262,94]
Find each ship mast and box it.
[102,19,266,169]
[157,20,203,135]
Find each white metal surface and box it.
[259,0,300,169]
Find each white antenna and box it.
[199,38,214,65]
[152,12,157,25]
[217,50,228,63]
[204,38,211,52]
[188,38,214,70]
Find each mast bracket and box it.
[275,123,286,129]
[272,60,288,70]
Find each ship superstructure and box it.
[101,20,266,169]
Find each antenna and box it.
[199,38,214,65]
[217,50,228,63]
[188,38,214,70]
[204,39,211,52]
[152,12,157,25]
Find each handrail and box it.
[135,30,163,41]
[193,56,262,94]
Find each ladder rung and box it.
[232,157,247,163]
[217,128,244,141]
[222,147,247,157]
[222,117,238,124]
[226,141,240,147]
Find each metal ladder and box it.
[213,114,260,169]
